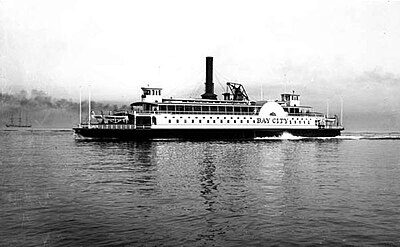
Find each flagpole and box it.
[326,100,329,118]
[340,97,343,126]
[88,85,91,128]
[79,86,82,127]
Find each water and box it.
[1,130,400,246]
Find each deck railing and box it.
[79,124,136,129]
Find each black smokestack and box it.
[201,56,217,100]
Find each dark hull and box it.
[73,127,343,140]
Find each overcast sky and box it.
[1,0,400,115]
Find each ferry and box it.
[73,57,344,140]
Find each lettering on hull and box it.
[257,117,289,124]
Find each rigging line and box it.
[191,71,207,98]
[214,68,232,82]
[213,72,226,93]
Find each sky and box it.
[1,0,400,120]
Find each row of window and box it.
[158,104,260,114]
[166,119,313,125]
[143,89,161,96]
[164,116,313,121]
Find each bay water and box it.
[1,130,400,246]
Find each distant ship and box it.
[74,57,344,140]
[6,111,32,128]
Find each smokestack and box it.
[201,57,217,100]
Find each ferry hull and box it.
[73,127,343,140]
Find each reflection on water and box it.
[1,131,400,246]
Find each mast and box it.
[88,85,91,128]
[326,100,329,118]
[79,86,82,127]
[340,97,343,126]
[19,110,22,126]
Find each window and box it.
[176,105,184,113]
[241,107,249,114]
[168,120,171,123]
[167,105,175,112]
[192,120,195,123]
[176,120,179,123]
[185,106,193,112]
